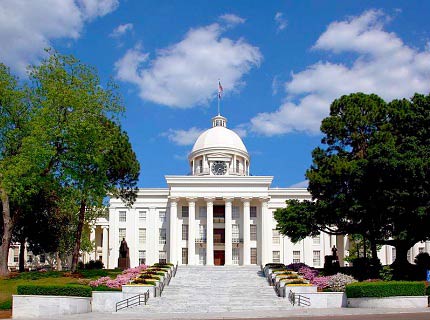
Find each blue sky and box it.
[1,1,430,187]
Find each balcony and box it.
[232,238,243,244]
[213,217,225,223]
[213,237,225,244]
[195,238,207,243]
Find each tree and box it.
[25,51,140,272]
[274,92,430,275]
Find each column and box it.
[242,198,251,265]
[260,198,269,266]
[188,198,196,265]
[102,226,109,268]
[225,197,233,265]
[425,241,430,254]
[90,227,96,261]
[206,198,214,265]
[169,198,178,264]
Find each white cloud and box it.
[110,23,133,38]
[163,127,205,146]
[219,14,245,26]
[0,0,118,74]
[251,9,430,136]
[289,180,308,188]
[274,12,288,31]
[115,23,262,108]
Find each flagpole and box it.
[217,94,220,116]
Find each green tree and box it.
[274,93,430,275]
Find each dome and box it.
[191,126,248,154]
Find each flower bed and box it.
[89,264,147,289]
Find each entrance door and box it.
[214,250,225,265]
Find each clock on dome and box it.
[212,161,227,175]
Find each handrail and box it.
[173,262,178,277]
[115,291,149,312]
[288,290,311,307]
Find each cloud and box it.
[289,180,308,188]
[250,9,430,136]
[115,23,262,108]
[219,14,246,26]
[0,0,118,74]
[110,23,133,38]
[274,12,288,31]
[163,127,205,146]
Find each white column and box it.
[102,226,109,268]
[188,198,196,265]
[90,227,96,261]
[225,198,233,265]
[425,241,430,254]
[206,198,214,265]
[242,198,251,265]
[169,198,178,264]
[260,198,269,266]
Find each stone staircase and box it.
[120,265,292,314]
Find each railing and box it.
[274,282,284,297]
[195,238,207,243]
[232,238,243,243]
[213,238,225,244]
[173,262,178,277]
[228,168,247,176]
[157,279,165,297]
[115,291,149,312]
[213,217,225,223]
[288,290,311,307]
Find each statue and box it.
[118,238,130,270]
[332,245,338,260]
[119,238,129,258]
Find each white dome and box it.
[191,126,247,153]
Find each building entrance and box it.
[214,250,225,265]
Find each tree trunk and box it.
[71,199,86,272]
[369,237,379,262]
[19,235,25,272]
[56,251,62,271]
[391,243,411,268]
[0,189,13,276]
[363,235,367,259]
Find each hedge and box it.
[17,285,92,297]
[346,281,425,298]
[91,285,121,292]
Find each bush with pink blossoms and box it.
[89,264,147,289]
[311,276,332,289]
[298,266,319,281]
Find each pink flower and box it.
[311,276,332,289]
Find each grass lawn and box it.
[0,269,122,310]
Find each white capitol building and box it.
[9,114,427,269]
[86,114,429,269]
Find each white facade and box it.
[85,114,429,269]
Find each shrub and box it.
[17,285,91,297]
[346,281,426,298]
[132,279,156,285]
[351,257,381,281]
[379,266,393,281]
[311,276,332,289]
[414,252,430,270]
[0,300,12,310]
[426,286,430,296]
[265,263,285,269]
[328,273,357,292]
[298,266,319,281]
[91,285,121,291]
[285,279,307,285]
[78,269,109,279]
[12,271,63,280]
[287,263,309,272]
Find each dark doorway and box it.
[214,228,225,244]
[214,205,225,223]
[214,250,225,265]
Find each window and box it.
[198,224,206,241]
[182,206,189,218]
[182,248,188,265]
[139,210,146,222]
[392,247,396,262]
[273,251,280,263]
[272,229,280,244]
[199,206,206,218]
[119,228,126,243]
[159,228,167,244]
[232,248,240,265]
[39,254,46,264]
[250,206,257,218]
[13,251,19,263]
[199,248,206,265]
[159,251,167,264]
[139,228,146,245]
[236,159,239,173]
[182,224,189,241]
[159,211,166,223]
[232,224,240,242]
[313,250,321,266]
[407,249,411,262]
[419,247,425,253]
[27,255,33,263]
[251,248,257,264]
[119,211,126,222]
[313,234,321,245]
[250,224,257,241]
[138,250,146,265]
[293,251,301,263]
[232,206,239,219]
[199,159,203,173]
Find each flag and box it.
[218,80,223,99]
